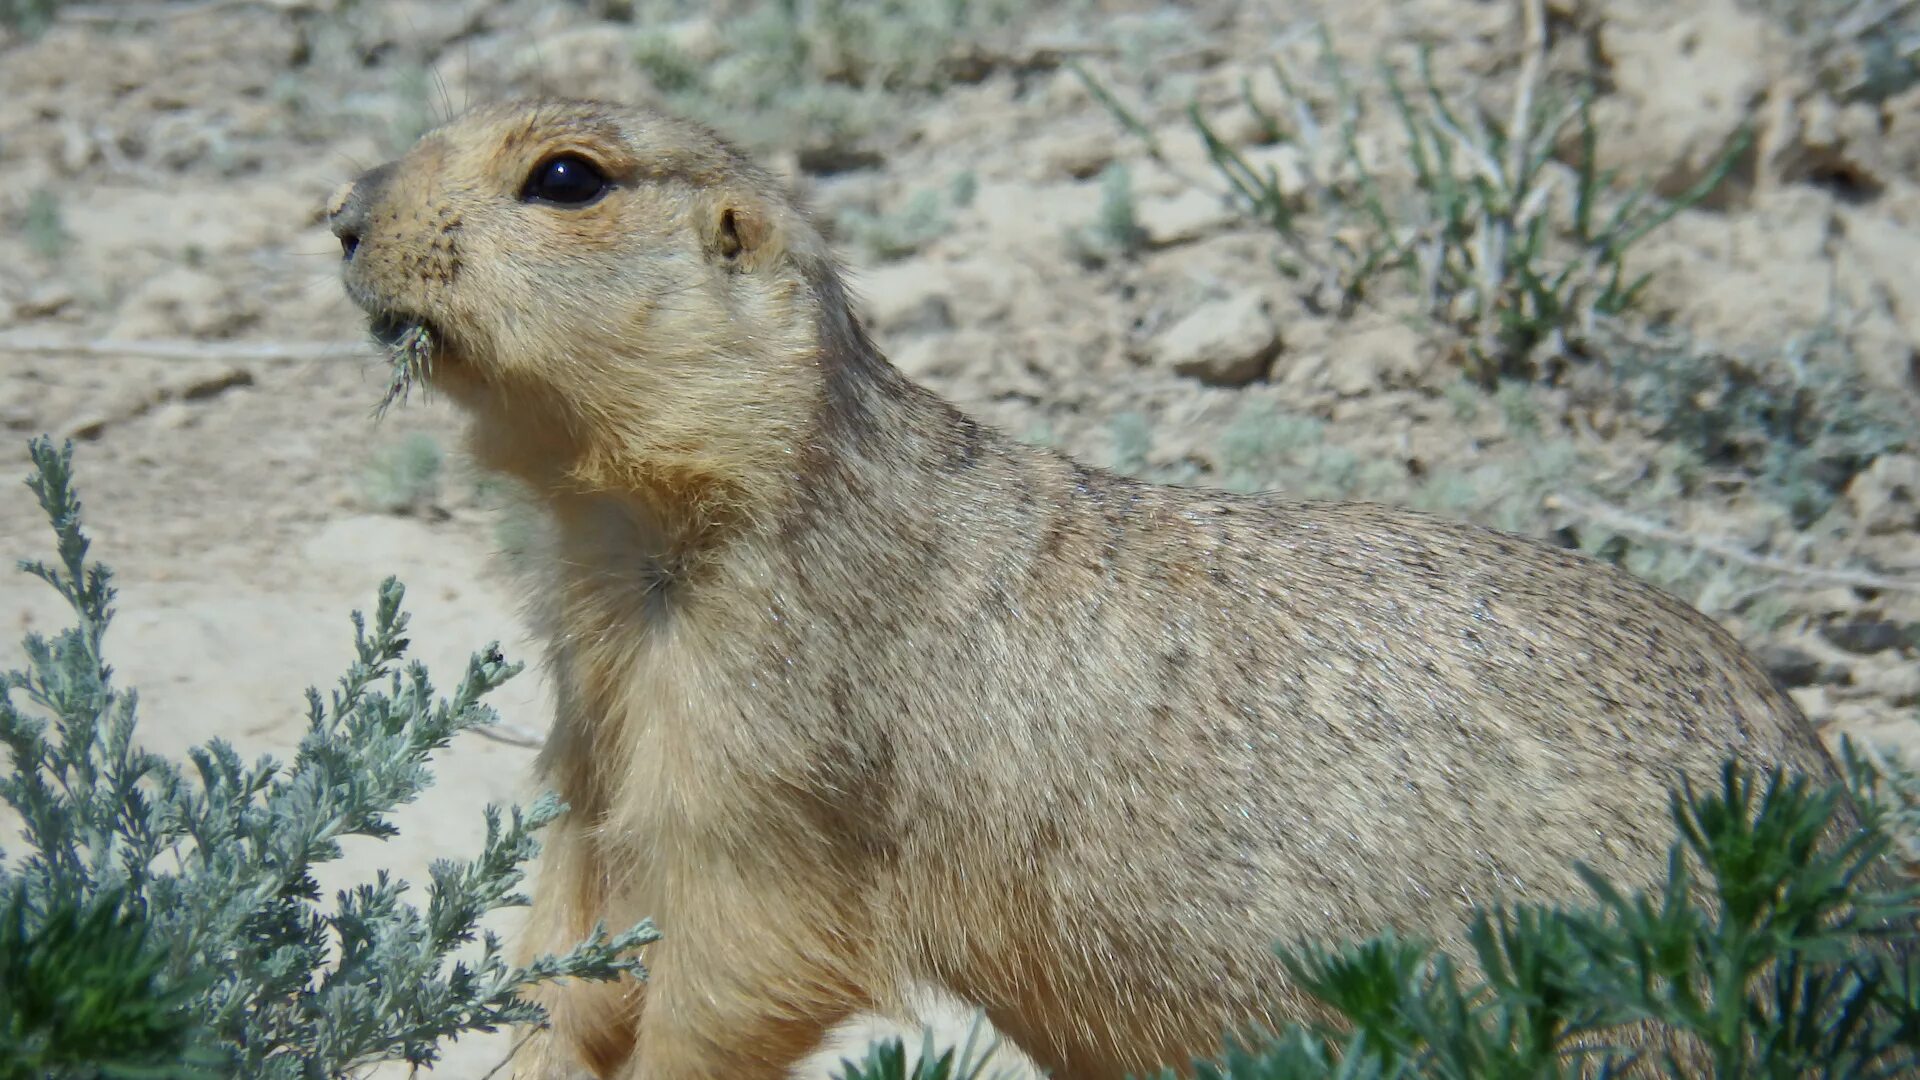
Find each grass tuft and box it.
[376,322,435,418]
[832,1014,1014,1080]
[1067,163,1148,266]
[1082,21,1747,382]
[359,432,445,517]
[630,0,1020,157]
[836,187,953,262]
[0,0,60,35]
[23,189,70,263]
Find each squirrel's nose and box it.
[327,161,397,261]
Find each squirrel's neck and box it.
[528,259,1053,618]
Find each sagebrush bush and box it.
[1206,762,1920,1078]
[1595,322,1915,528]
[0,883,222,1078]
[0,438,655,1078]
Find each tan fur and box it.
[329,99,1853,1079]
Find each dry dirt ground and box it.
[2,0,1919,1076]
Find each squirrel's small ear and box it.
[707,199,779,270]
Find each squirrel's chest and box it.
[549,592,831,835]
[556,647,876,940]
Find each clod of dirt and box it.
[855,258,963,336]
[1879,84,1920,180]
[9,283,76,322]
[1820,616,1912,656]
[1136,188,1236,248]
[889,297,958,338]
[1045,130,1118,180]
[110,266,261,340]
[59,361,254,442]
[499,25,663,105]
[173,365,254,402]
[1854,658,1920,707]
[1828,213,1920,390]
[797,145,887,176]
[1752,643,1843,690]
[1848,453,1920,534]
[1766,90,1893,200]
[1318,320,1429,398]
[1145,291,1282,387]
[1592,0,1771,206]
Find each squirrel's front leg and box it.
[513,815,645,1079]
[613,908,874,1080]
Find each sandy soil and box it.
[2,0,1917,1076]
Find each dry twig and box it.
[1547,494,1920,594]
[60,0,264,23]
[471,720,546,751]
[0,333,368,364]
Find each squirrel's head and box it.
[329,98,879,527]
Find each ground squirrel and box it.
[328,99,1853,1079]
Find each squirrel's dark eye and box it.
[522,155,608,206]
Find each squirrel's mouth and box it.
[368,311,424,348]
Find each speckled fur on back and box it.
[329,99,1849,1080]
